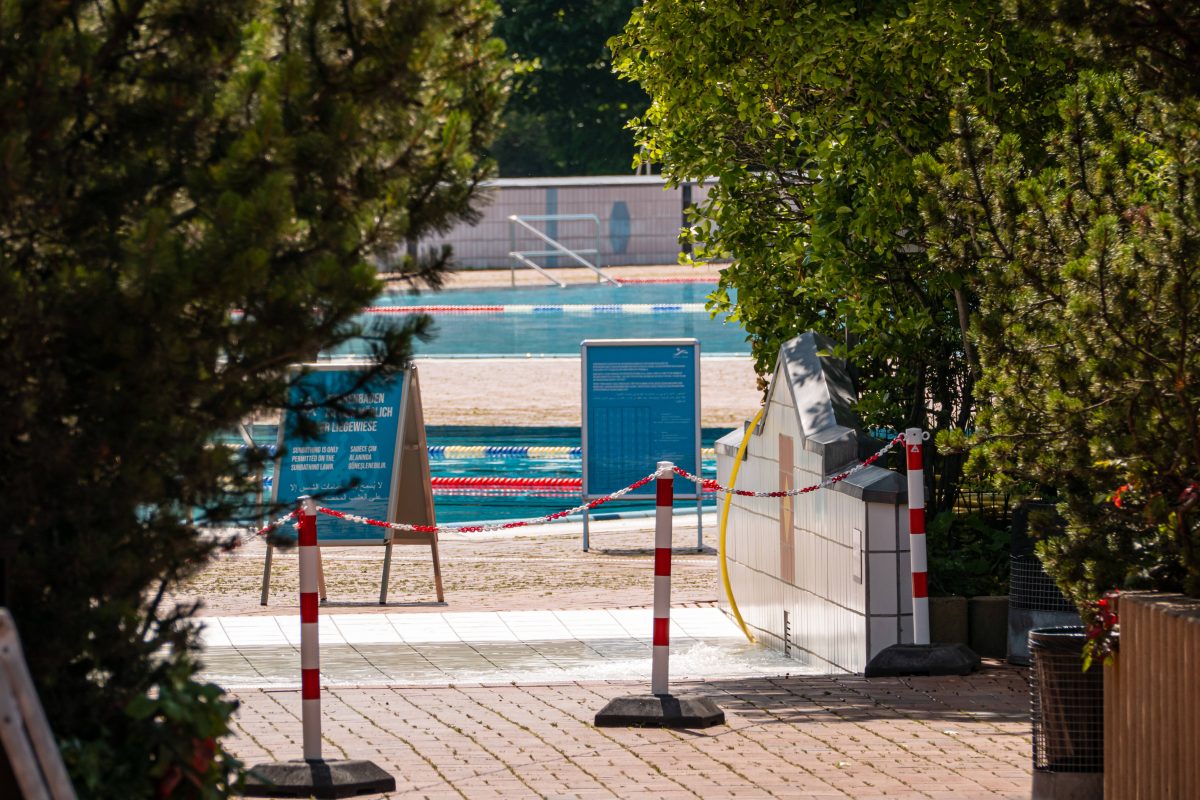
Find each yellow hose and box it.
[719,407,764,644]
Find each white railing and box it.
[508,214,620,287]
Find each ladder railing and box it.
[508,214,620,287]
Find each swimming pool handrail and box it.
[509,250,567,287]
[508,214,620,287]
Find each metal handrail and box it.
[509,251,566,288]
[508,214,620,287]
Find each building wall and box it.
[413,176,713,269]
[716,364,912,673]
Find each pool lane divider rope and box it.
[611,277,718,284]
[363,303,710,315]
[426,445,716,458]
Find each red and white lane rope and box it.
[363,303,708,315]
[615,277,719,284]
[673,434,903,496]
[316,469,662,534]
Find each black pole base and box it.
[594,693,725,728]
[242,759,396,798]
[864,642,981,677]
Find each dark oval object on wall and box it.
[609,201,631,254]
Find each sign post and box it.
[261,361,441,605]
[581,339,702,551]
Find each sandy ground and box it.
[177,516,719,618]
[414,356,760,428]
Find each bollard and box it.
[652,460,672,695]
[905,428,930,645]
[864,428,980,677]
[594,461,724,728]
[297,497,322,760]
[244,497,396,797]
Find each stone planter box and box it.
[930,596,968,644]
[968,595,1009,659]
[929,596,1008,659]
[1105,593,1200,800]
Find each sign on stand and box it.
[261,361,442,605]
[581,339,701,551]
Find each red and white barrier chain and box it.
[248,434,901,538]
[315,470,660,534]
[672,434,902,497]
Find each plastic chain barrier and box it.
[675,433,903,496]
[251,435,900,539]
[363,303,708,316]
[315,470,661,534]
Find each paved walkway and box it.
[227,669,1032,799]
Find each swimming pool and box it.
[357,282,748,357]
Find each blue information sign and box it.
[273,364,406,543]
[582,339,700,499]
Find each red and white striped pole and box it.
[652,461,673,695]
[297,497,322,760]
[905,429,930,645]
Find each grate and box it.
[1010,556,1076,613]
[1029,627,1104,773]
[783,610,791,657]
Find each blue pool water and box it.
[425,426,720,524]
[354,282,749,357]
[228,425,721,525]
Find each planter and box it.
[1029,626,1103,800]
[968,595,1008,659]
[929,596,968,644]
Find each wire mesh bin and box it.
[1008,503,1080,664]
[1029,626,1104,799]
[1011,556,1076,613]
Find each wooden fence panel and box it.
[1105,593,1200,800]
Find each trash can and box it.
[1029,626,1103,800]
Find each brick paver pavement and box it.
[228,668,1033,799]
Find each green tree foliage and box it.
[921,68,1200,601]
[493,0,648,176]
[1017,0,1200,98]
[612,0,1069,510]
[0,2,508,795]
